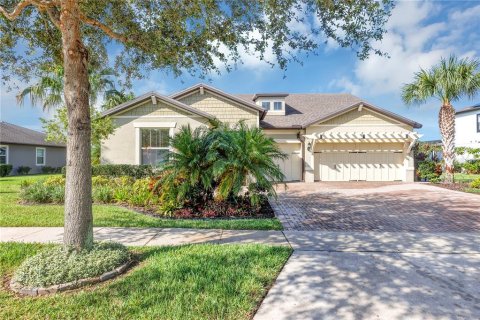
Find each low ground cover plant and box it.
[12,242,130,287]
[470,178,480,189]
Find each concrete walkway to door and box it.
[272,182,480,232]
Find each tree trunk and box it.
[60,0,93,250]
[438,103,456,183]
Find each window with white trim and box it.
[0,145,8,164]
[477,114,480,133]
[36,147,46,166]
[261,101,271,110]
[273,101,282,110]
[140,128,170,165]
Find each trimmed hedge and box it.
[62,164,156,178]
[17,166,31,175]
[0,164,13,177]
[41,166,63,174]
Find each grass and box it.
[0,242,291,320]
[0,175,283,230]
[453,173,480,183]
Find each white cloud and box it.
[329,77,361,96]
[330,1,479,96]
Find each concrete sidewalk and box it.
[0,227,290,246]
[2,228,480,253]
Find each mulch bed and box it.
[122,201,276,220]
[429,182,479,194]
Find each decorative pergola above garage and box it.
[303,131,422,152]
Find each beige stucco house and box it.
[101,83,422,182]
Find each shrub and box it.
[127,178,156,207]
[61,165,155,178]
[17,166,31,175]
[92,164,156,178]
[417,160,441,181]
[20,181,65,204]
[470,178,480,189]
[0,164,13,177]
[41,166,62,174]
[93,186,114,203]
[463,160,480,174]
[92,175,111,187]
[12,242,130,287]
[43,176,65,187]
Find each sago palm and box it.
[211,122,287,205]
[402,55,480,182]
[158,125,214,204]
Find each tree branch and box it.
[79,13,129,44]
[0,0,57,21]
[46,6,60,29]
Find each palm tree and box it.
[402,55,480,183]
[211,122,287,205]
[17,65,120,109]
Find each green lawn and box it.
[0,242,291,320]
[453,173,480,183]
[0,175,283,230]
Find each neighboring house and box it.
[101,83,422,182]
[0,122,66,174]
[455,104,480,162]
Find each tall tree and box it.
[17,65,128,164]
[1,0,394,250]
[402,55,480,183]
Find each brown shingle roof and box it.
[234,93,422,129]
[0,122,65,147]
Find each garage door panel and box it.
[316,147,405,182]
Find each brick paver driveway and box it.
[272,182,480,232]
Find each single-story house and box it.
[101,83,422,182]
[0,121,66,175]
[455,104,480,162]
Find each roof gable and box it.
[0,122,65,147]
[305,102,422,129]
[101,92,215,120]
[170,83,266,118]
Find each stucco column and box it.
[404,146,415,182]
[304,138,315,182]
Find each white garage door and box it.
[315,151,404,181]
[275,144,302,181]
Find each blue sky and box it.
[1,0,479,141]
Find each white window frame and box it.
[36,147,46,166]
[261,101,271,111]
[273,101,283,111]
[0,145,9,164]
[133,122,176,165]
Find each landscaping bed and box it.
[0,175,283,230]
[430,181,480,195]
[1,242,291,319]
